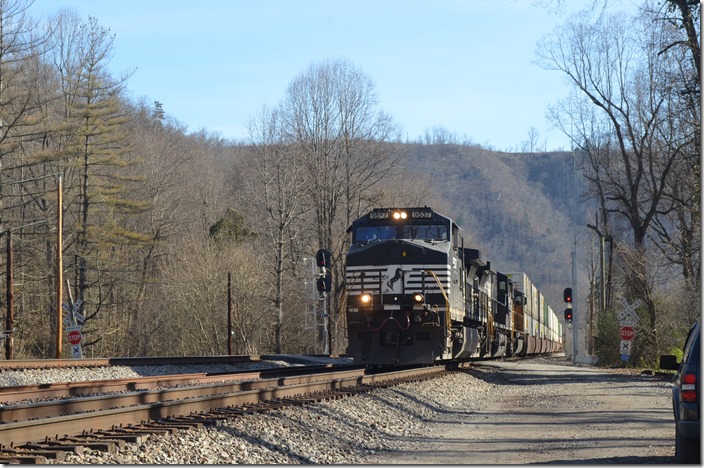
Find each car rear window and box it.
[682,325,700,364]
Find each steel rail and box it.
[0,364,360,404]
[0,368,367,424]
[0,354,347,370]
[0,355,266,370]
[0,364,457,448]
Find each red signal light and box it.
[563,287,573,303]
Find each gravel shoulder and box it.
[366,357,676,464]
[42,355,675,464]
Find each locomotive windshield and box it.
[355,225,397,242]
[402,224,448,241]
[355,224,449,243]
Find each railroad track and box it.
[0,362,468,463]
[0,354,340,370]
[0,364,357,405]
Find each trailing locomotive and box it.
[344,206,562,365]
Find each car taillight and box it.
[681,373,697,402]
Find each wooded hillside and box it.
[403,144,584,308]
[0,0,697,367]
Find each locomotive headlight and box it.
[392,211,407,220]
[413,293,424,303]
[360,293,372,306]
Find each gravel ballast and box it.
[3,355,675,464]
[42,370,497,464]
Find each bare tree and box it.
[421,125,457,145]
[0,0,59,357]
[0,0,48,224]
[661,0,700,85]
[537,5,696,362]
[648,0,701,294]
[157,234,269,356]
[114,100,195,355]
[521,126,543,153]
[280,58,400,352]
[243,105,308,353]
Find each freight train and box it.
[344,206,563,365]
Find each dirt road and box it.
[367,357,676,464]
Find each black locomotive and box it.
[344,207,562,365]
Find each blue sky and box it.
[29,0,606,151]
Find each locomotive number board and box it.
[369,209,434,220]
[410,210,433,218]
[369,210,389,219]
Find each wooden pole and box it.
[227,272,233,355]
[56,175,63,359]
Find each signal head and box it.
[563,287,573,303]
[564,308,573,323]
[316,272,332,293]
[315,249,331,268]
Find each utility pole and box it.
[56,175,63,358]
[5,230,13,360]
[227,272,233,355]
[571,150,578,363]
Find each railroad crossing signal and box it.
[617,298,642,323]
[618,298,641,362]
[62,299,85,359]
[62,299,84,325]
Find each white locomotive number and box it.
[370,211,389,219]
[411,211,432,219]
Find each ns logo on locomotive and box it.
[344,207,563,365]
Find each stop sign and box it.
[67,330,82,345]
[620,326,635,341]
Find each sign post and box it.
[63,299,84,359]
[618,299,641,362]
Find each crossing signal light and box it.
[315,249,331,268]
[564,308,573,323]
[563,287,573,303]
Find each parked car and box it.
[660,321,700,464]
